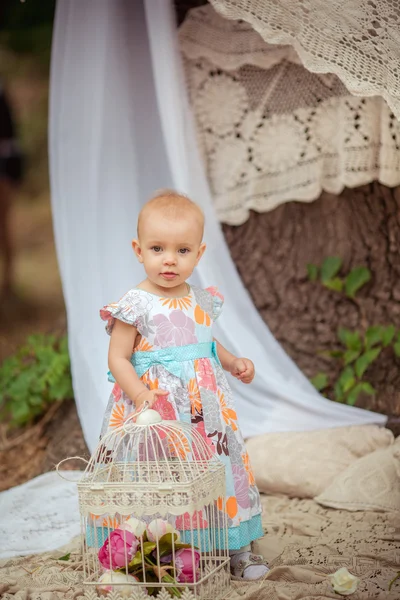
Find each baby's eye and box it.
[151,246,162,253]
[178,248,190,254]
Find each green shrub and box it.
[0,334,73,429]
[307,258,400,405]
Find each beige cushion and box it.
[245,425,394,499]
[315,439,400,512]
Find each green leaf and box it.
[158,533,179,557]
[365,326,383,349]
[382,325,396,347]
[317,349,343,359]
[58,553,71,561]
[345,266,371,298]
[10,401,31,425]
[343,349,361,365]
[307,263,319,281]
[174,542,193,550]
[346,382,376,406]
[323,277,344,292]
[29,394,45,407]
[142,542,157,556]
[48,377,74,401]
[310,373,329,391]
[338,366,356,393]
[355,348,381,378]
[393,342,400,358]
[334,380,345,402]
[338,328,362,351]
[0,331,73,429]
[321,256,342,283]
[328,350,344,359]
[127,551,143,568]
[338,327,350,345]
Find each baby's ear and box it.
[132,239,143,262]
[196,242,206,264]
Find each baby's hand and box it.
[230,358,255,384]
[135,388,169,409]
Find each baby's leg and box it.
[229,544,269,580]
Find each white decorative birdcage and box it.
[78,405,231,600]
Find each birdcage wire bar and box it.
[78,409,231,599]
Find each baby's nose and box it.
[163,254,177,265]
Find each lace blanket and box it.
[179,6,400,225]
[0,471,81,559]
[209,0,400,121]
[1,494,398,599]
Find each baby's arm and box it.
[214,338,236,371]
[108,320,168,407]
[214,338,255,384]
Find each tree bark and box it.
[223,183,400,428]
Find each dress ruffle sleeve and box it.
[205,286,224,321]
[100,289,142,335]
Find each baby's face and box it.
[133,211,205,291]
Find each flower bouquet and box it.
[97,517,201,597]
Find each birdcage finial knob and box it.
[134,403,163,426]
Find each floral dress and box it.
[99,285,263,550]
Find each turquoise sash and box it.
[107,341,221,383]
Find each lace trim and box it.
[209,0,400,120]
[180,6,400,225]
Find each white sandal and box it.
[230,551,270,581]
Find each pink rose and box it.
[98,529,138,569]
[175,548,201,583]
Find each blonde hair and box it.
[137,189,204,239]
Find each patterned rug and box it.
[1,494,399,599]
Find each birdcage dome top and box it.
[78,406,226,517]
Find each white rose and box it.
[328,567,360,596]
[121,517,147,537]
[147,518,180,542]
[97,571,138,598]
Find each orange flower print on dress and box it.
[194,304,211,327]
[100,516,126,529]
[109,403,126,428]
[167,429,190,459]
[218,389,238,431]
[141,373,159,390]
[188,377,202,416]
[160,295,192,310]
[226,496,238,519]
[133,337,153,353]
[242,451,256,486]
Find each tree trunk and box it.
[223,183,400,429]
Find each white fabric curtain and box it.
[50,0,386,454]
